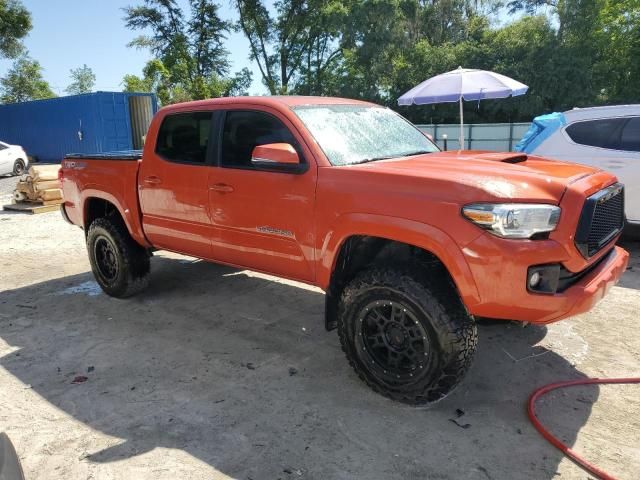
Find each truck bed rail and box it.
[64,150,143,161]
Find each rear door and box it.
[138,109,217,258]
[207,107,317,282]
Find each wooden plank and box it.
[33,179,61,191]
[39,188,63,201]
[28,165,59,182]
[3,202,61,214]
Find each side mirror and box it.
[251,143,300,165]
[250,143,306,173]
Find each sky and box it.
[0,0,264,95]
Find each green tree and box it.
[123,0,247,101]
[593,0,640,102]
[0,0,32,59]
[0,55,55,103]
[235,0,346,94]
[66,64,96,95]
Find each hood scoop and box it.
[473,152,528,164]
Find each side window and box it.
[620,117,640,152]
[0,143,7,151]
[221,110,297,168]
[155,112,212,164]
[565,118,625,150]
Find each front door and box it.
[138,110,216,259]
[207,108,317,283]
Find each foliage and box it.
[593,0,640,103]
[117,0,640,122]
[0,0,31,59]
[0,55,55,103]
[234,0,346,94]
[123,0,250,103]
[66,64,96,95]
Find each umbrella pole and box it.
[459,97,464,149]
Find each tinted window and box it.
[620,117,640,152]
[0,144,6,151]
[221,111,296,168]
[156,112,212,163]
[565,118,625,149]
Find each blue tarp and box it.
[515,112,566,153]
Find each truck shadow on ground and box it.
[618,239,640,289]
[0,256,598,479]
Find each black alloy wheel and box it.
[354,300,433,383]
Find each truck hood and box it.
[353,150,600,203]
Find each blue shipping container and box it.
[0,91,158,163]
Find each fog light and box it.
[527,264,561,294]
[529,271,541,288]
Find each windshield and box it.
[292,105,439,166]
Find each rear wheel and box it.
[12,159,25,176]
[87,217,150,298]
[338,266,477,405]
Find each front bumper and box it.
[462,232,629,324]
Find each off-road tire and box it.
[12,158,25,176]
[87,217,150,298]
[337,266,477,405]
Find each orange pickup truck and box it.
[60,96,629,404]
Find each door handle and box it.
[209,183,234,193]
[143,176,162,185]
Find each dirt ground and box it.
[0,207,639,480]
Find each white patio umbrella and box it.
[398,67,528,149]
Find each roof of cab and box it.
[159,95,377,113]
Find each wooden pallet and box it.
[3,201,62,214]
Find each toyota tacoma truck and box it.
[60,96,629,405]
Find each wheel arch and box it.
[81,191,150,247]
[320,214,480,330]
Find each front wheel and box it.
[87,217,150,298]
[12,159,26,176]
[337,266,477,405]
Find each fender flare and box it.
[318,213,481,308]
[81,188,150,247]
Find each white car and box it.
[519,105,640,231]
[0,141,29,176]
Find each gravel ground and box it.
[0,210,639,480]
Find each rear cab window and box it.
[156,111,212,164]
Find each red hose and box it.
[528,377,640,480]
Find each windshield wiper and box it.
[349,155,396,165]
[402,150,434,157]
[348,150,433,165]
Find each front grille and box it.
[575,183,624,258]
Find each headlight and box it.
[462,203,560,239]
